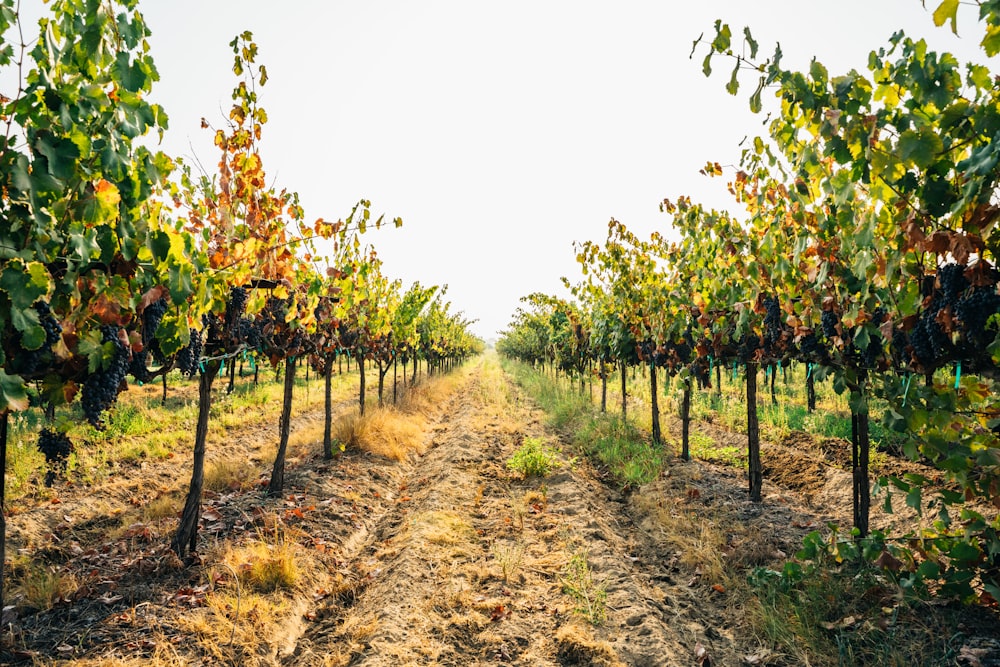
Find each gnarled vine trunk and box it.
[267,356,297,497]
[172,360,221,559]
[1,410,8,613]
[620,361,627,420]
[746,361,762,502]
[358,352,367,416]
[323,355,335,459]
[650,363,661,445]
[851,383,871,537]
[681,377,692,461]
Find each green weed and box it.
[507,436,561,478]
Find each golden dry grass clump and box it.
[334,371,463,461]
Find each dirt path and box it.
[285,360,752,666]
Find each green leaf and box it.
[0,261,50,310]
[711,20,732,52]
[149,230,172,262]
[983,24,1000,57]
[898,129,943,168]
[932,0,959,35]
[743,26,758,59]
[0,369,29,412]
[726,60,740,95]
[35,132,81,180]
[905,486,923,514]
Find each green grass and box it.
[507,436,561,477]
[503,360,666,488]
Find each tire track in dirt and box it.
[289,361,697,666]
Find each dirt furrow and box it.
[289,361,700,666]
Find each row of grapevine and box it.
[0,1,481,611]
[500,4,1000,605]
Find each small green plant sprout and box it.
[561,551,607,625]
[506,436,561,478]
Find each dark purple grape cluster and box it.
[14,301,62,375]
[37,427,72,464]
[762,296,783,349]
[142,297,169,363]
[937,263,969,302]
[955,287,1000,342]
[821,309,839,340]
[225,286,248,334]
[239,317,265,351]
[177,328,203,378]
[37,427,73,487]
[129,298,169,384]
[80,325,130,427]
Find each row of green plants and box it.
[499,3,1000,607]
[0,0,482,614]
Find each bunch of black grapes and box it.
[80,325,130,427]
[821,309,839,341]
[37,428,72,487]
[129,297,170,383]
[908,264,970,368]
[762,296,783,349]
[176,328,203,378]
[956,287,1000,349]
[13,301,62,375]
[225,286,248,335]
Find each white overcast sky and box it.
[6,2,998,339]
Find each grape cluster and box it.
[13,301,63,376]
[129,298,168,384]
[37,428,73,464]
[239,317,265,351]
[80,325,130,427]
[142,297,169,363]
[955,287,1000,347]
[177,328,203,378]
[37,428,73,487]
[821,309,839,340]
[762,296,783,349]
[225,286,248,334]
[937,263,969,302]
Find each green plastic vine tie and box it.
[955,361,962,390]
[199,361,206,374]
[137,380,143,387]
[220,360,225,373]
[732,361,738,381]
[709,355,714,376]
[807,363,812,379]
[902,373,913,408]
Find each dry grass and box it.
[554,623,625,667]
[333,370,465,461]
[333,409,426,461]
[142,492,182,522]
[172,590,293,667]
[15,564,78,611]
[204,459,258,492]
[219,537,303,594]
[409,510,477,548]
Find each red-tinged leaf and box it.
[139,285,169,312]
[490,604,512,622]
[711,583,726,593]
[874,550,904,572]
